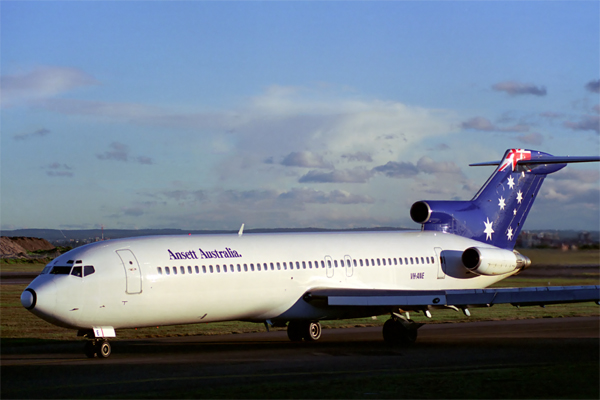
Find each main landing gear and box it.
[287,320,322,342]
[84,339,112,358]
[382,314,422,345]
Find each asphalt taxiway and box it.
[2,317,599,398]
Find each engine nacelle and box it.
[461,247,531,276]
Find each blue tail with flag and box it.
[410,149,600,250]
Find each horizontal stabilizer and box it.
[470,155,600,167]
[305,285,600,308]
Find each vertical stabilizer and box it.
[410,149,598,249]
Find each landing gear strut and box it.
[382,315,421,345]
[84,339,112,358]
[287,320,322,342]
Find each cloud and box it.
[96,142,155,163]
[372,161,419,178]
[1,66,98,106]
[97,142,130,162]
[13,128,50,141]
[516,132,544,146]
[416,157,462,175]
[585,79,600,93]
[461,117,529,132]
[44,162,73,177]
[278,188,375,205]
[492,81,547,97]
[162,190,206,202]
[281,151,332,168]
[427,143,450,151]
[341,151,373,162]
[299,167,374,183]
[564,115,600,134]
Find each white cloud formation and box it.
[1,66,98,106]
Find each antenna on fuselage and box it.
[238,223,245,237]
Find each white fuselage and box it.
[25,231,513,331]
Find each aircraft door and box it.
[434,247,445,279]
[116,249,142,294]
[325,256,334,278]
[344,255,353,277]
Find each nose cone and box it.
[21,288,37,310]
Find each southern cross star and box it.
[483,218,494,241]
[516,190,523,204]
[498,196,506,210]
[507,175,515,190]
[507,226,514,240]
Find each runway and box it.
[2,317,599,398]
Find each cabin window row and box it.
[156,256,436,276]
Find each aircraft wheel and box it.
[97,340,112,358]
[303,321,322,341]
[382,319,418,345]
[287,321,303,342]
[84,341,97,358]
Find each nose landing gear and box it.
[287,320,322,342]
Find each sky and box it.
[1,1,599,232]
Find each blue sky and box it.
[1,1,599,231]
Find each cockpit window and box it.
[41,265,52,274]
[51,266,72,274]
[71,266,83,277]
[84,266,95,276]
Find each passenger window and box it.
[360,259,364,267]
[244,264,248,272]
[188,266,192,274]
[353,259,357,267]
[237,264,241,272]
[251,264,255,271]
[376,259,380,266]
[371,259,375,266]
[275,263,279,270]
[388,258,392,265]
[269,263,273,271]
[283,262,287,270]
[416,258,419,264]
[166,267,171,275]
[180,266,185,274]
[421,257,424,264]
[382,259,386,266]
[71,266,82,277]
[202,266,207,273]
[410,258,414,265]
[296,262,300,269]
[216,265,221,273]
[195,266,200,274]
[399,258,403,265]
[393,258,397,266]
[321,260,325,268]
[224,265,228,272]
[84,265,95,276]
[327,260,332,268]
[157,267,163,275]
[230,264,234,272]
[405,258,409,265]
[173,267,178,275]
[431,257,435,264]
[340,260,344,267]
[302,261,306,269]
[278,263,282,270]
[365,259,369,266]
[308,261,312,269]
[334,260,338,268]
[209,265,213,273]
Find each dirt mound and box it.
[0,237,56,259]
[6,237,55,252]
[0,237,28,256]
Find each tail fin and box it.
[410,149,599,249]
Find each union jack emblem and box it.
[499,149,531,172]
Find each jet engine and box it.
[461,247,531,276]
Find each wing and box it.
[304,285,600,308]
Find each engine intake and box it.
[462,247,531,276]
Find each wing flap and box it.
[305,286,599,308]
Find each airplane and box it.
[20,148,600,358]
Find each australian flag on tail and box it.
[410,149,600,250]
